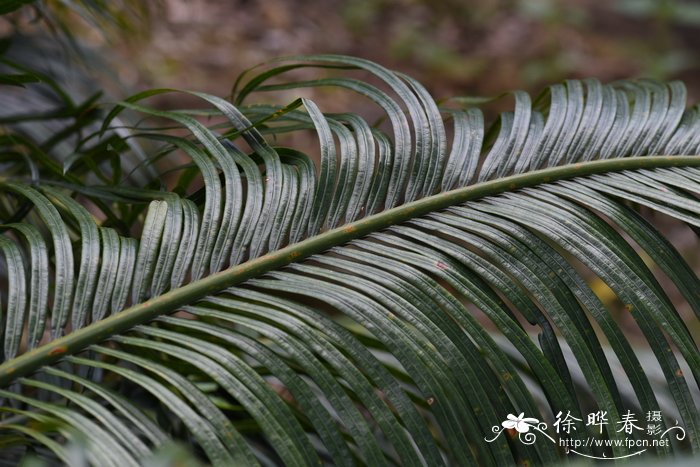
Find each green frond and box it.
[0,56,699,465]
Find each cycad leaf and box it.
[0,56,699,465]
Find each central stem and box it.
[1,155,698,386]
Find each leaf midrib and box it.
[1,155,699,386]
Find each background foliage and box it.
[6,1,700,98]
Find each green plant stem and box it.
[1,155,699,386]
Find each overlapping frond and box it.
[0,56,699,465]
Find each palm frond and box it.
[0,56,699,465]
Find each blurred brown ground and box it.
[109,0,700,103]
